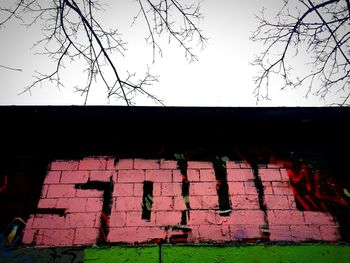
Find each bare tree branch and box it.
[0,0,206,105]
[251,0,350,105]
[0,64,22,72]
[134,0,207,63]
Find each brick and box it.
[226,161,240,169]
[269,225,292,241]
[320,225,340,241]
[160,159,178,169]
[118,170,145,183]
[173,196,187,210]
[152,196,173,210]
[264,195,290,209]
[202,195,218,209]
[126,212,156,226]
[161,183,182,196]
[189,210,264,226]
[106,158,116,170]
[115,196,141,211]
[133,182,161,196]
[74,228,99,245]
[225,210,265,225]
[41,185,49,198]
[41,229,75,246]
[267,164,283,169]
[134,159,160,169]
[76,189,103,198]
[145,170,172,182]
[231,195,259,210]
[51,160,78,171]
[22,229,36,244]
[187,161,213,169]
[108,227,166,243]
[135,227,167,242]
[107,227,138,242]
[187,169,200,182]
[303,211,335,225]
[291,225,322,241]
[231,225,262,240]
[198,225,231,242]
[268,210,304,225]
[187,195,204,210]
[227,182,245,195]
[227,169,254,181]
[156,211,181,225]
[188,211,214,225]
[288,196,297,209]
[109,212,127,227]
[32,214,66,229]
[132,183,143,196]
[280,169,290,181]
[200,169,216,182]
[79,158,106,170]
[47,184,76,198]
[43,171,61,184]
[153,183,162,196]
[244,182,259,195]
[61,170,89,183]
[240,162,251,168]
[90,170,113,182]
[187,226,200,242]
[116,159,134,169]
[113,183,134,197]
[167,228,195,242]
[86,198,103,212]
[259,169,281,181]
[172,170,183,182]
[66,212,97,228]
[271,181,292,195]
[34,230,44,246]
[38,198,57,208]
[190,182,216,196]
[262,182,273,194]
[25,216,34,229]
[55,198,86,212]
[29,157,346,245]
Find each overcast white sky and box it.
[0,0,341,106]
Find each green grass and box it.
[84,244,350,263]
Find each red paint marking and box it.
[304,194,321,211]
[291,186,311,210]
[271,157,348,211]
[149,238,163,244]
[314,171,347,206]
[98,212,110,242]
[216,180,222,190]
[0,175,8,193]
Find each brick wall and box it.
[22,157,340,247]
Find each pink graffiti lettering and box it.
[22,158,340,247]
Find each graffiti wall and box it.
[1,107,350,261]
[20,157,347,247]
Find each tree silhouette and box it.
[251,0,350,105]
[0,0,206,105]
